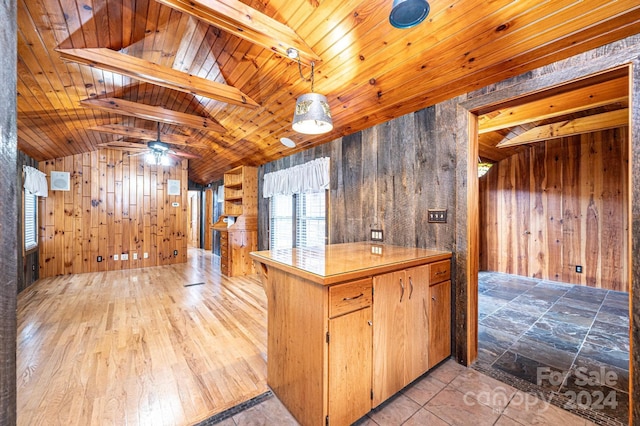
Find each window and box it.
[269,191,326,250]
[24,190,38,251]
[296,191,326,248]
[270,194,293,250]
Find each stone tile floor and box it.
[208,359,599,425]
[473,272,629,425]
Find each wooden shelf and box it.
[216,165,258,277]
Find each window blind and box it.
[24,190,38,251]
[296,191,326,248]
[270,194,293,250]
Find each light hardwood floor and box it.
[17,248,267,425]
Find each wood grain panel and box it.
[265,267,326,426]
[1,3,17,420]
[479,128,629,291]
[38,148,188,277]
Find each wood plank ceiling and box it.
[17,0,640,184]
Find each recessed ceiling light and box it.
[280,137,296,148]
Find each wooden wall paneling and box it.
[546,140,563,282]
[515,149,531,276]
[620,126,630,292]
[339,132,366,243]
[529,144,548,279]
[630,54,639,426]
[582,132,602,287]
[480,130,627,290]
[562,136,582,284]
[37,149,188,277]
[1,0,17,418]
[150,163,158,265]
[601,128,627,291]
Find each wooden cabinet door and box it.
[428,280,452,368]
[372,270,406,406]
[328,307,372,426]
[405,265,430,381]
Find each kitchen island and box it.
[250,242,453,426]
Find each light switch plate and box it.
[428,209,447,223]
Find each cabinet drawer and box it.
[429,260,450,285]
[329,279,372,318]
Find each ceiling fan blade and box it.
[127,151,150,157]
[168,149,202,159]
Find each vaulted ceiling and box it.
[17,0,640,184]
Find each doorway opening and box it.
[188,190,201,248]
[470,67,631,425]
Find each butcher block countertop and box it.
[250,242,451,286]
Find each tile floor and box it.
[474,272,630,425]
[206,359,598,426]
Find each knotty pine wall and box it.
[38,149,188,277]
[479,128,629,291]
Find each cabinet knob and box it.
[367,320,372,326]
[432,296,436,301]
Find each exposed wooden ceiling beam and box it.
[496,109,628,148]
[57,48,259,109]
[479,77,628,134]
[154,0,320,66]
[80,98,226,133]
[90,124,208,148]
[97,141,148,151]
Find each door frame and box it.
[458,60,637,423]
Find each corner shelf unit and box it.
[212,165,258,277]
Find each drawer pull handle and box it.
[399,278,405,303]
[409,277,414,300]
[435,270,447,276]
[343,293,364,301]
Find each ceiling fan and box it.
[100,122,202,165]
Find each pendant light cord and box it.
[297,58,315,93]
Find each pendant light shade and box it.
[389,0,430,29]
[288,50,333,135]
[292,93,333,135]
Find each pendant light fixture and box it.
[288,48,333,135]
[389,0,430,29]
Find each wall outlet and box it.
[133,253,138,260]
[32,264,36,271]
[113,254,119,261]
[97,256,103,262]
[173,250,178,256]
[143,252,149,259]
[576,265,583,273]
[428,209,447,223]
[121,253,129,261]
[371,229,384,241]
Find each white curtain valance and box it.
[263,157,329,198]
[23,165,48,197]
